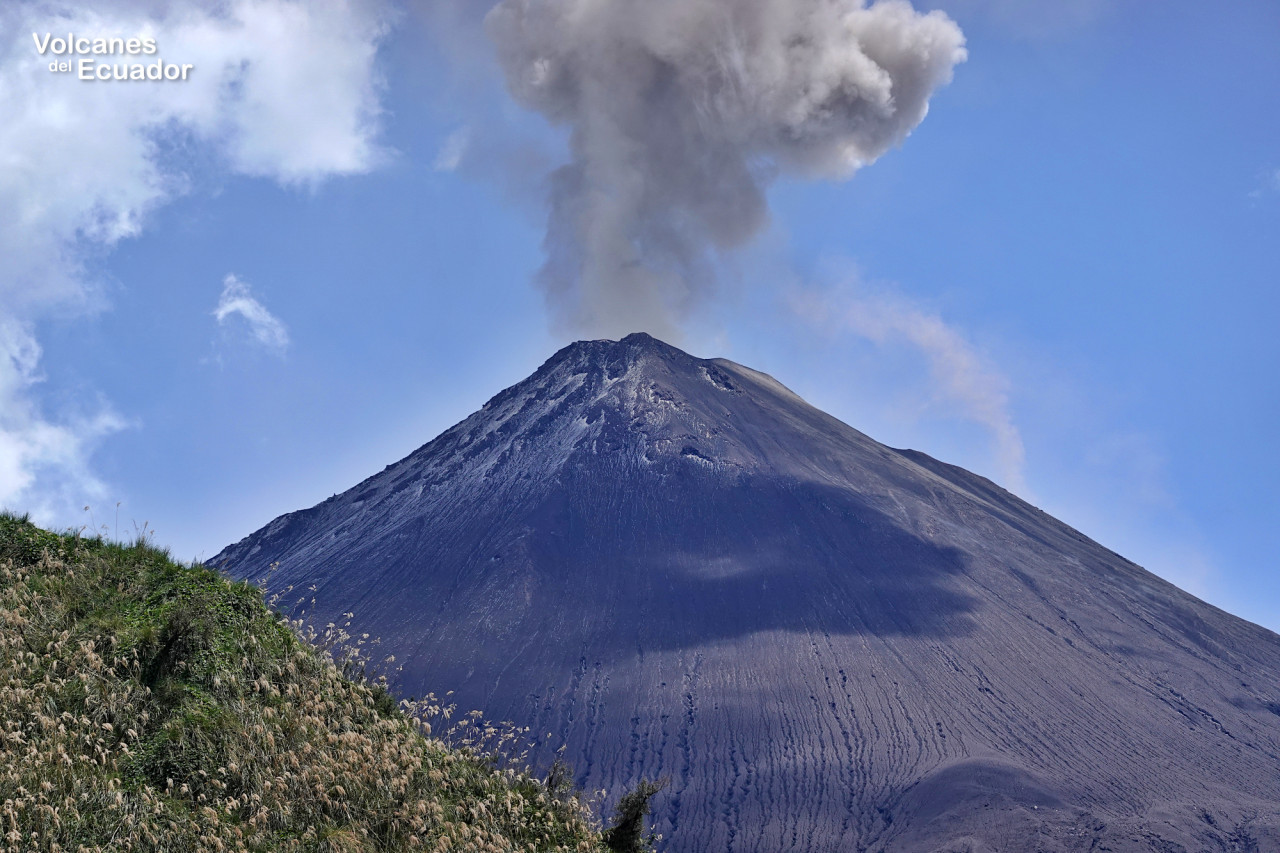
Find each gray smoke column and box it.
[486,0,966,338]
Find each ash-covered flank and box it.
[214,333,1280,852]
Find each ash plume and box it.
[486,0,966,337]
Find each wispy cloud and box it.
[434,127,471,172]
[1249,166,1280,199]
[214,275,290,353]
[0,320,126,519]
[1036,425,1222,603]
[792,277,1026,495]
[0,0,392,519]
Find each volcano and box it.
[213,333,1280,851]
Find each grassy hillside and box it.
[0,514,613,853]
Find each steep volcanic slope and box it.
[213,333,1280,852]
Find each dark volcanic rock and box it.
[213,333,1280,852]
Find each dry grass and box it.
[0,513,608,853]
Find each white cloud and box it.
[1,0,392,314]
[214,274,290,352]
[0,0,392,517]
[792,278,1027,494]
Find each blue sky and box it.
[3,1,1278,629]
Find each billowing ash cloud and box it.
[486,0,966,337]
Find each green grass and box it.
[0,513,611,853]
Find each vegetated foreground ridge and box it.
[0,513,620,853]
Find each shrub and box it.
[602,778,669,853]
